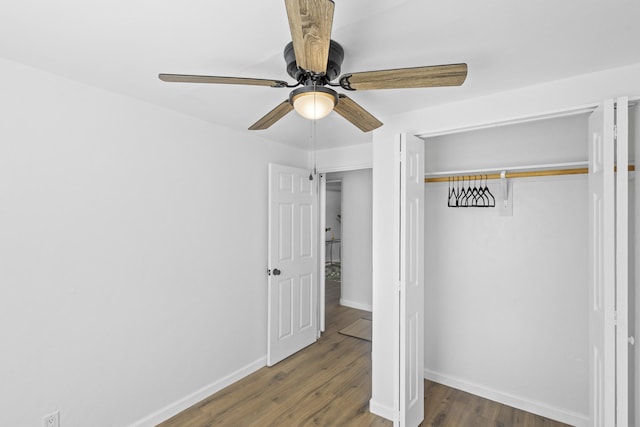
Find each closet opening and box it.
[421,111,603,427]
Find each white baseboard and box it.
[340,298,373,312]
[369,398,395,422]
[424,369,589,427]
[129,356,267,427]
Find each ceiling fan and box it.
[159,0,468,132]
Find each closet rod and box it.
[424,165,635,183]
[424,161,587,178]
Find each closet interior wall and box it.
[326,170,373,311]
[423,113,593,423]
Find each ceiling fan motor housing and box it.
[284,40,344,84]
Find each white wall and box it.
[425,114,589,172]
[316,143,372,173]
[325,187,342,241]
[424,114,589,425]
[340,169,373,311]
[0,58,306,427]
[325,181,341,263]
[370,62,640,421]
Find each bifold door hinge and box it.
[614,124,618,141]
[613,310,618,325]
[267,269,271,276]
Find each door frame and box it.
[317,165,372,333]
[414,97,638,426]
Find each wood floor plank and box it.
[339,318,372,341]
[494,403,516,427]
[158,280,572,427]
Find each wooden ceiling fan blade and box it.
[333,94,383,132]
[339,63,468,91]
[249,100,294,130]
[159,74,289,88]
[285,0,334,74]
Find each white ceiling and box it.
[1,0,639,150]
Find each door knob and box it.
[273,268,281,276]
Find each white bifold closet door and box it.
[397,133,425,427]
[588,97,632,427]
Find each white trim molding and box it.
[339,298,373,312]
[369,398,395,422]
[129,357,267,427]
[424,369,589,427]
[416,104,597,139]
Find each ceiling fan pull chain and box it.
[311,82,318,180]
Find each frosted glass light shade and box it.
[290,87,338,120]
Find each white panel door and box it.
[398,133,425,427]
[267,164,317,366]
[588,100,616,427]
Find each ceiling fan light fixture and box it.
[290,86,338,120]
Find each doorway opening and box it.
[319,169,373,333]
[324,176,342,307]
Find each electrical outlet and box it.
[42,410,59,427]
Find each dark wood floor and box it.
[157,280,571,427]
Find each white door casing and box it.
[397,134,425,426]
[319,173,326,333]
[267,164,317,366]
[588,100,616,427]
